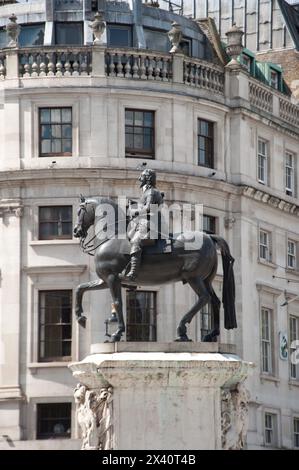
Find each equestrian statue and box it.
[73,168,237,342]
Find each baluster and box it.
[64,50,72,76]
[56,52,63,77]
[23,53,31,77]
[140,55,146,80]
[115,54,122,77]
[31,53,38,77]
[132,55,139,79]
[190,64,195,86]
[72,52,79,76]
[109,53,115,77]
[193,65,199,86]
[124,55,131,78]
[154,58,161,81]
[0,56,5,78]
[80,52,88,76]
[183,61,188,83]
[147,57,154,80]
[161,58,167,82]
[47,52,55,77]
[39,52,47,77]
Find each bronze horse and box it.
[73,196,237,342]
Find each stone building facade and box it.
[0,0,299,450]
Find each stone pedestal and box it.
[69,343,253,450]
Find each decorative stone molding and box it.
[0,204,24,218]
[74,383,113,450]
[242,186,299,216]
[221,383,250,450]
[224,216,236,229]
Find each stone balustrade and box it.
[249,79,274,113]
[0,45,298,130]
[105,49,172,81]
[279,97,299,128]
[184,58,224,94]
[18,47,92,77]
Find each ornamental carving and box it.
[74,383,113,450]
[167,22,182,54]
[221,383,250,450]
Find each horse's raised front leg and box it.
[176,277,210,342]
[75,279,107,328]
[106,274,125,342]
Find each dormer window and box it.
[241,53,253,73]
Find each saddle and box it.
[142,238,172,255]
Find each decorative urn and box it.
[168,22,182,54]
[90,11,106,45]
[5,13,20,48]
[225,24,244,68]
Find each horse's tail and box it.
[210,235,237,330]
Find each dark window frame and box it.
[39,107,72,157]
[38,290,72,363]
[36,403,72,440]
[197,118,214,168]
[38,206,73,241]
[125,108,155,159]
[126,290,157,342]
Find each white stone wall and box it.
[0,70,299,449]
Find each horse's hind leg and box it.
[176,277,210,342]
[203,282,221,342]
[75,279,107,327]
[106,274,125,342]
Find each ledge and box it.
[30,239,80,246]
[23,264,87,275]
[28,362,71,369]
[288,380,299,388]
[260,374,280,385]
[90,342,236,355]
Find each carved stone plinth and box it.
[69,343,253,450]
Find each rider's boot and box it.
[123,251,141,282]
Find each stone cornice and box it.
[242,185,299,216]
[24,265,87,275]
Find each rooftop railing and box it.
[0,44,298,131]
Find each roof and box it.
[278,0,299,50]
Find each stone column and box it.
[69,343,253,450]
[0,202,24,440]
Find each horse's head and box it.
[73,196,95,239]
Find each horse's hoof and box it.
[174,335,192,342]
[110,334,121,343]
[77,316,87,328]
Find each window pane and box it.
[108,26,132,47]
[125,111,134,126]
[134,134,143,149]
[40,109,51,124]
[51,109,61,123]
[61,109,72,123]
[134,112,143,126]
[41,140,51,154]
[56,23,83,46]
[52,125,61,138]
[39,206,72,240]
[19,24,45,47]
[41,125,51,139]
[144,112,153,126]
[52,139,62,153]
[61,124,71,139]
